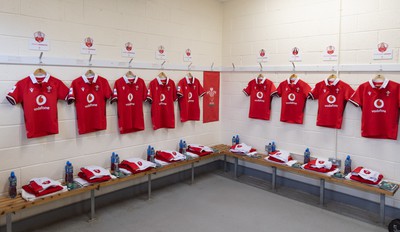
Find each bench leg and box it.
[224,154,227,172]
[234,157,238,179]
[148,174,152,200]
[271,167,277,191]
[380,193,385,225]
[89,189,96,221]
[191,163,195,185]
[320,179,325,206]
[6,213,12,232]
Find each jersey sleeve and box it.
[57,79,69,101]
[302,82,312,98]
[349,85,362,107]
[172,82,178,101]
[110,81,118,104]
[270,81,277,96]
[309,83,319,100]
[103,80,112,101]
[5,81,21,105]
[142,81,148,102]
[177,79,184,98]
[344,84,355,101]
[146,82,153,103]
[198,80,206,97]
[276,82,283,97]
[67,81,76,104]
[243,81,252,96]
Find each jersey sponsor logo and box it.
[188,92,194,103]
[325,95,338,108]
[36,95,47,105]
[372,99,386,113]
[159,94,167,106]
[69,88,73,95]
[34,95,50,111]
[255,91,265,102]
[9,86,16,93]
[85,94,98,108]
[126,93,135,106]
[286,93,297,105]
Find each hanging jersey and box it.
[243,77,277,120]
[349,79,400,140]
[6,74,69,138]
[68,74,112,134]
[276,78,311,124]
[177,76,206,122]
[309,79,354,129]
[111,75,147,134]
[147,77,177,130]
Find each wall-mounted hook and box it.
[39,52,43,64]
[89,54,93,66]
[379,64,383,72]
[291,61,295,72]
[232,62,235,71]
[128,58,133,69]
[331,65,335,72]
[161,60,166,69]
[259,62,263,72]
[211,62,214,71]
[188,62,192,70]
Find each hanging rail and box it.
[0,55,400,72]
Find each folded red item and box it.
[22,185,64,197]
[78,172,111,183]
[80,166,111,180]
[303,162,337,173]
[268,156,293,163]
[187,145,213,156]
[350,174,383,185]
[119,160,154,174]
[156,150,186,162]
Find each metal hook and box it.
[39,52,43,64]
[379,65,383,72]
[291,61,295,72]
[128,58,133,69]
[259,62,263,72]
[89,54,93,66]
[332,66,335,72]
[161,60,166,69]
[188,62,192,71]
[211,62,214,71]
[232,63,235,71]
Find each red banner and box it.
[203,71,220,123]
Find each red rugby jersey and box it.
[147,76,177,130]
[276,77,311,124]
[68,74,112,134]
[111,75,147,134]
[309,78,354,129]
[6,74,69,138]
[243,77,277,120]
[350,79,400,140]
[177,76,206,122]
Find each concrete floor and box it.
[32,174,385,232]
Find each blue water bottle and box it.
[344,155,352,175]
[304,148,311,164]
[114,154,120,173]
[182,140,187,155]
[179,140,183,154]
[235,135,240,144]
[65,161,74,189]
[147,146,151,161]
[9,171,17,198]
[271,141,276,152]
[111,152,116,171]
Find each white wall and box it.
[0,0,223,222]
[221,0,400,208]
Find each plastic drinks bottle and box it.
[9,171,17,198]
[232,136,236,146]
[111,152,116,171]
[304,148,311,164]
[344,155,352,175]
[65,161,74,189]
[271,141,276,152]
[235,135,240,144]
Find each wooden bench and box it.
[217,144,398,225]
[0,151,222,232]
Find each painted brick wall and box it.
[221,0,400,208]
[0,0,223,222]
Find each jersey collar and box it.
[185,75,195,84]
[157,76,169,85]
[369,78,389,89]
[287,77,300,85]
[29,73,50,84]
[123,75,138,84]
[82,74,98,84]
[324,78,340,86]
[255,76,266,84]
